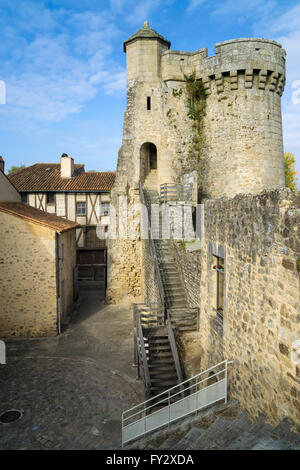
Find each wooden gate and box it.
[76,248,106,296]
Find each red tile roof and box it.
[0,202,80,232]
[7,164,115,192]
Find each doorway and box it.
[140,142,157,187]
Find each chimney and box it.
[0,156,4,173]
[60,153,74,178]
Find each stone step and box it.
[171,426,206,450]
[251,437,291,450]
[193,417,233,450]
[213,410,252,448]
[271,418,300,446]
[226,431,260,450]
[159,434,183,450]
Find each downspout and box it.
[55,232,61,335]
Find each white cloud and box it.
[125,0,162,25]
[109,0,126,14]
[210,0,277,24]
[186,0,205,14]
[0,3,125,123]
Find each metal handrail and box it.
[167,307,200,332]
[137,320,151,398]
[123,359,229,417]
[167,319,183,384]
[122,360,232,446]
[134,305,151,398]
[124,368,225,421]
[160,183,193,203]
[133,303,164,328]
[139,181,165,313]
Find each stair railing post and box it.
[144,402,146,438]
[195,377,198,417]
[225,360,228,404]
[168,390,170,428]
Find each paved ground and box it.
[0,293,144,449]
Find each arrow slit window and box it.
[213,256,224,325]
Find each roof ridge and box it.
[0,202,80,232]
[123,21,171,52]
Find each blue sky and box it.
[0,0,299,184]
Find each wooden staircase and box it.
[147,327,180,398]
[143,187,199,332]
[133,184,198,406]
[134,304,183,403]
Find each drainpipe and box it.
[55,232,61,335]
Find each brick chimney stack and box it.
[0,156,4,173]
[60,153,74,178]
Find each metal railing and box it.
[133,303,164,329]
[167,307,200,332]
[140,181,165,314]
[167,319,184,384]
[122,359,232,447]
[160,183,193,203]
[133,306,151,399]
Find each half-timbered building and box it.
[8,154,115,249]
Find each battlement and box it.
[160,38,286,95]
[121,24,286,200]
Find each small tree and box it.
[284,152,298,190]
[8,165,26,174]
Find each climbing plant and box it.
[167,71,208,196]
[183,72,208,194]
[184,72,206,121]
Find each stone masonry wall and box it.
[172,242,201,308]
[0,212,58,337]
[174,188,300,426]
[108,31,287,304]
[106,189,143,303]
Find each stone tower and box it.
[106,22,287,302]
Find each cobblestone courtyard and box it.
[0,295,143,449]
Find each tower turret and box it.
[124,21,171,81]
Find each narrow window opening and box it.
[147,96,151,110]
[213,255,224,325]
